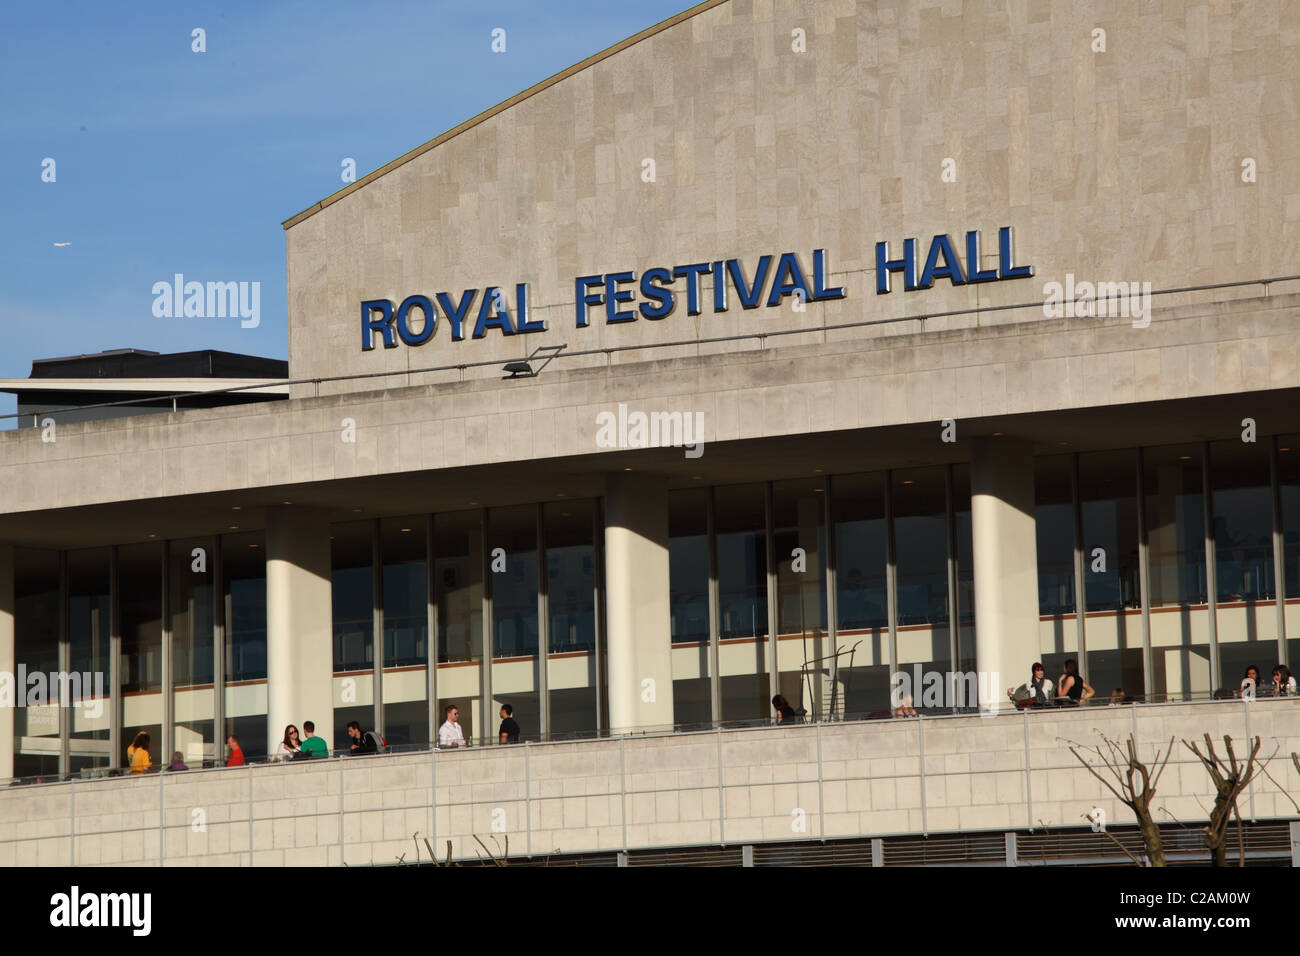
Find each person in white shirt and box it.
[1271,665,1296,697]
[438,703,467,749]
[275,724,301,761]
[1007,662,1053,707]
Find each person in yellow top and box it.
[126,731,152,774]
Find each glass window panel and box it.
[1080,449,1140,613]
[381,516,427,748]
[1142,443,1209,701]
[489,505,538,743]
[546,500,597,740]
[68,548,111,773]
[953,465,976,677]
[222,532,266,761]
[831,472,891,717]
[773,477,829,719]
[1211,439,1274,603]
[171,537,214,767]
[893,467,951,710]
[119,541,162,771]
[669,487,711,729]
[715,483,769,723]
[331,521,374,673]
[1035,455,1075,617]
[13,548,59,779]
[434,510,483,744]
[1143,444,1206,608]
[1210,439,1276,693]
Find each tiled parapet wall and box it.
[1,699,1297,866]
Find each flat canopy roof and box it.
[0,379,290,396]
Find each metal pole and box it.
[109,546,121,772]
[716,724,725,846]
[1244,697,1255,822]
[1204,442,1220,697]
[1023,709,1033,831]
[249,762,255,866]
[69,775,75,865]
[372,519,384,737]
[161,541,173,770]
[619,735,627,851]
[427,513,438,749]
[815,720,824,841]
[1072,454,1087,679]
[885,472,898,700]
[213,534,225,766]
[917,712,927,836]
[481,509,492,746]
[158,767,165,865]
[536,503,549,740]
[593,499,606,733]
[58,551,69,776]
[707,488,720,726]
[524,739,531,857]
[945,465,958,707]
[764,482,778,713]
[1271,438,1288,667]
[824,476,839,713]
[1136,449,1153,701]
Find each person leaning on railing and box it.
[1056,659,1094,706]
[1007,662,1053,710]
[126,731,151,774]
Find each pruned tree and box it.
[1064,732,1174,866]
[1183,734,1261,867]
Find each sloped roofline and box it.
[282,0,728,230]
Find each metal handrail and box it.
[5,272,1298,425]
[6,690,1294,788]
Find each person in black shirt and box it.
[498,704,521,744]
[346,720,378,755]
[771,694,799,723]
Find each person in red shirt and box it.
[225,734,246,767]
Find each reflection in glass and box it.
[773,478,829,718]
[171,537,214,766]
[331,521,374,673]
[953,465,976,677]
[68,548,111,772]
[715,484,769,722]
[1211,439,1277,692]
[13,549,59,779]
[489,505,538,742]
[546,500,597,739]
[894,467,951,706]
[1142,444,1209,700]
[434,510,483,743]
[831,473,891,716]
[381,517,428,748]
[1035,455,1075,617]
[669,488,710,728]
[119,541,162,770]
[223,532,267,760]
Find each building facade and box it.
[3,0,1300,782]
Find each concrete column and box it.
[0,544,13,779]
[604,473,674,732]
[265,509,334,756]
[971,439,1040,711]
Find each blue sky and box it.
[0,0,693,426]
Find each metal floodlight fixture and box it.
[502,344,567,380]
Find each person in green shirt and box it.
[299,720,329,758]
